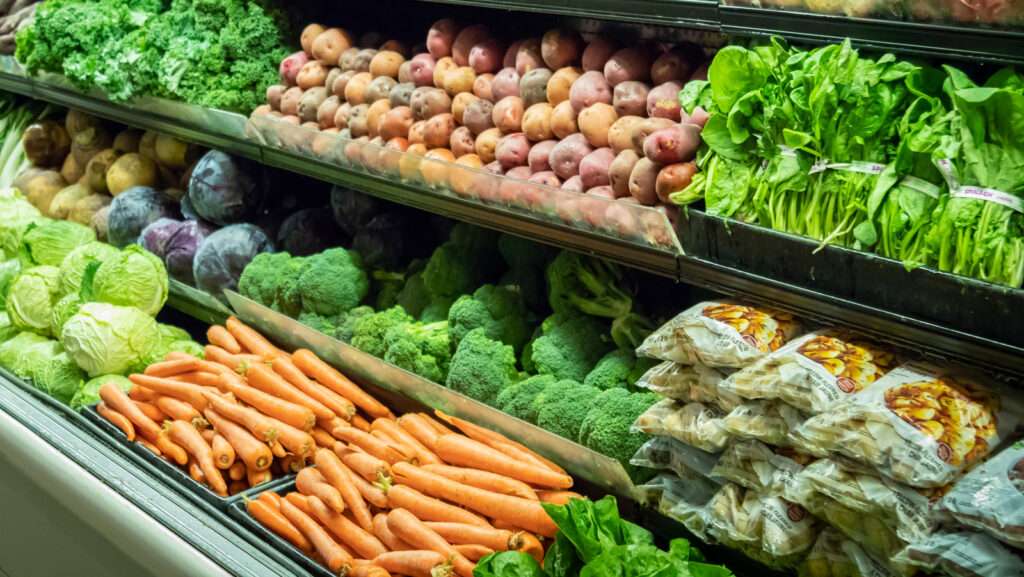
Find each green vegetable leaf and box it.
[544,532,584,577]
[541,495,653,564]
[473,551,545,577]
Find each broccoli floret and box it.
[530,312,614,382]
[298,311,339,337]
[350,306,413,358]
[496,373,556,423]
[298,248,369,317]
[383,321,451,383]
[369,270,405,311]
[238,252,304,317]
[498,234,557,271]
[396,269,431,318]
[579,388,660,483]
[610,312,659,349]
[534,380,602,442]
[546,251,633,319]
[446,328,520,406]
[420,295,455,323]
[423,223,502,299]
[447,284,535,354]
[584,349,660,391]
[335,306,373,344]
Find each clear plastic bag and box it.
[637,301,803,368]
[799,529,861,577]
[631,434,724,479]
[654,472,722,541]
[721,400,807,446]
[711,439,812,494]
[635,361,740,410]
[893,531,1024,577]
[722,330,902,415]
[704,483,819,567]
[634,398,733,453]
[790,361,1020,488]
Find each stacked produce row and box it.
[628,302,1024,577]
[720,0,1024,27]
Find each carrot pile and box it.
[96,316,581,576]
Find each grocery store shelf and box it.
[410,0,720,28]
[168,279,234,326]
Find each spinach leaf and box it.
[473,551,546,577]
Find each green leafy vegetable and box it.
[60,302,159,377]
[473,551,546,577]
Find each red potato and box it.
[410,87,452,121]
[424,113,457,149]
[469,38,505,74]
[541,29,585,69]
[334,102,352,129]
[519,68,552,108]
[252,104,272,117]
[613,81,651,117]
[683,106,710,129]
[370,51,405,79]
[339,47,361,71]
[366,100,392,139]
[580,147,616,189]
[452,25,490,66]
[556,193,581,224]
[490,68,520,101]
[433,57,458,89]
[647,82,683,120]
[390,83,416,108]
[550,100,579,139]
[317,95,341,129]
[522,103,554,142]
[582,38,618,73]
[422,148,456,187]
[410,54,437,87]
[344,72,373,105]
[651,43,702,85]
[689,61,709,82]
[297,61,328,90]
[443,67,477,96]
[380,40,410,58]
[562,174,584,192]
[364,76,398,104]
[656,161,699,203]
[280,87,304,116]
[267,85,286,111]
[400,142,428,180]
[528,139,557,173]
[547,67,581,106]
[450,126,476,157]
[629,157,660,205]
[497,166,533,207]
[528,170,561,187]
[604,195,641,236]
[524,171,561,210]
[643,123,702,164]
[631,117,675,152]
[578,102,618,148]
[398,61,413,84]
[474,128,501,163]
[495,133,530,169]
[472,74,494,101]
[516,38,544,76]
[581,185,616,226]
[492,96,524,133]
[427,18,460,59]
[301,24,326,56]
[451,154,485,196]
[483,161,503,174]
[452,92,478,124]
[462,99,495,136]
[476,161,503,202]
[354,49,379,73]
[569,71,612,113]
[503,40,525,70]
[408,121,427,145]
[280,51,309,87]
[312,28,353,66]
[332,70,356,99]
[604,44,658,86]
[549,133,594,179]
[608,115,644,153]
[379,106,414,140]
[609,149,640,197]
[347,104,371,138]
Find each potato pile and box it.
[254,20,713,234]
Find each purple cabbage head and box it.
[107,187,182,248]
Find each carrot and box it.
[292,349,392,419]
[397,414,443,449]
[137,436,160,456]
[208,325,242,354]
[280,500,352,572]
[229,480,249,495]
[349,468,389,509]
[165,351,202,363]
[286,492,315,516]
[248,497,314,554]
[391,463,558,538]
[204,391,315,458]
[205,407,273,471]
[308,495,389,559]
[188,456,206,484]
[272,357,356,420]
[229,460,246,481]
[246,361,337,423]
[423,522,522,551]
[170,371,223,388]
[226,317,284,358]
[332,426,406,465]
[371,427,423,462]
[387,508,475,577]
[313,449,375,530]
[351,413,372,432]
[248,466,273,488]
[422,464,538,500]
[282,454,306,474]
[385,485,490,528]
[97,402,135,441]
[337,447,392,484]
[454,544,494,562]
[434,435,573,489]
[297,467,346,514]
[129,385,154,402]
[310,426,336,448]
[128,374,208,410]
[145,358,201,378]
[100,383,188,465]
[216,374,316,432]
[419,413,455,436]
[201,428,216,443]
[348,562,391,577]
[153,395,202,422]
[517,532,544,563]
[373,513,413,551]
[132,401,166,422]
[211,433,235,469]
[203,345,265,372]
[488,519,523,532]
[372,551,452,577]
[167,419,228,496]
[536,490,584,506]
[259,490,283,509]
[435,411,565,475]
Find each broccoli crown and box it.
[583,349,660,391]
[298,311,339,337]
[496,373,556,423]
[445,328,520,407]
[420,295,455,323]
[498,234,557,271]
[369,269,405,311]
[298,248,369,317]
[546,251,633,319]
[335,305,373,344]
[534,380,603,442]
[610,312,659,350]
[396,270,431,318]
[385,338,444,383]
[422,223,501,299]
[383,321,451,383]
[579,388,660,483]
[530,312,614,382]
[350,306,413,358]
[238,252,304,317]
[447,284,535,354]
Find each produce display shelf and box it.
[409,0,721,29]
[168,279,235,326]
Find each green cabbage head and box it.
[0,331,62,379]
[6,265,60,336]
[70,374,133,411]
[19,220,95,267]
[0,192,49,259]
[0,311,18,343]
[51,293,83,339]
[91,245,168,316]
[58,241,118,297]
[33,352,86,404]
[0,258,21,309]
[60,302,159,377]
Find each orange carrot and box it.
[391,463,558,537]
[348,562,391,577]
[373,513,414,551]
[248,466,273,488]
[164,351,202,363]
[351,413,372,432]
[212,433,235,469]
[100,383,188,465]
[228,460,246,481]
[370,429,420,463]
[296,467,346,514]
[308,495,389,559]
[188,455,206,484]
[270,439,288,459]
[246,361,337,423]
[434,434,572,489]
[203,345,265,372]
[387,508,475,577]
[488,519,523,532]
[201,428,215,443]
[229,480,249,495]
[536,490,584,506]
[280,499,353,572]
[292,349,392,419]
[145,358,201,378]
[204,391,315,458]
[167,419,228,496]
[204,407,273,471]
[349,467,389,509]
[272,357,356,420]
[310,426,336,448]
[131,401,166,423]
[332,426,406,464]
[226,317,284,358]
[216,374,316,432]
[137,436,160,456]
[208,325,242,354]
[258,490,283,509]
[170,371,223,388]
[422,464,538,500]
[278,453,303,474]
[337,447,392,484]
[397,414,443,449]
[129,384,154,402]
[435,411,565,475]
[517,532,544,563]
[423,522,522,551]
[313,448,373,531]
[419,413,455,436]
[285,492,315,516]
[248,498,313,554]
[153,395,202,422]
[128,374,208,410]
[97,402,135,441]
[372,551,452,577]
[454,544,494,562]
[385,485,490,528]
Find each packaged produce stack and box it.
[631,303,1024,576]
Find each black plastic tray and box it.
[83,402,295,510]
[676,210,1024,349]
